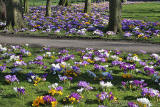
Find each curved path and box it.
[0,34,160,53]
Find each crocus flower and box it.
[137,98,152,107]
[5,75,19,83]
[13,87,25,95]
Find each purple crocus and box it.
[35,56,43,61]
[5,75,19,83]
[78,81,93,90]
[55,86,63,91]
[43,95,56,103]
[121,81,126,86]
[69,92,82,100]
[128,102,138,107]
[124,32,132,37]
[0,64,6,72]
[14,87,25,95]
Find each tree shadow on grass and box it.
[68,86,78,91]
[1,94,16,98]
[0,71,57,82]
[36,90,48,95]
[113,74,159,90]
[1,69,159,91]
[85,99,98,105]
[26,101,33,107]
[123,95,138,101]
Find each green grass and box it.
[29,0,58,7]
[0,45,160,107]
[122,2,160,22]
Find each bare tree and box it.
[58,0,70,6]
[5,0,24,29]
[46,0,51,17]
[84,0,91,13]
[107,0,122,33]
[24,0,29,14]
[0,0,6,21]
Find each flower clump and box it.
[48,83,63,96]
[13,87,25,95]
[0,64,6,72]
[122,80,147,90]
[96,92,117,102]
[63,92,83,104]
[78,81,93,91]
[5,75,19,83]
[141,87,160,99]
[26,72,47,86]
[137,98,152,107]
[32,95,57,107]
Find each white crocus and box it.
[25,44,29,47]
[94,57,101,61]
[28,78,32,82]
[104,52,110,58]
[51,63,61,69]
[46,52,51,55]
[77,88,84,93]
[132,56,141,62]
[144,65,154,69]
[98,49,105,53]
[129,81,133,84]
[31,75,36,79]
[103,65,109,68]
[83,56,89,60]
[48,83,58,89]
[141,79,145,82]
[151,53,160,60]
[13,87,18,92]
[106,82,113,87]
[100,81,113,88]
[100,81,106,88]
[0,47,7,51]
[135,69,140,72]
[9,55,19,61]
[111,55,119,60]
[137,98,152,107]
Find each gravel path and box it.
[0,34,160,53]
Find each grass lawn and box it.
[122,2,160,22]
[0,44,160,107]
[29,0,57,7]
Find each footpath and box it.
[0,34,160,53]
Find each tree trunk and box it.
[20,0,23,7]
[0,0,6,21]
[58,0,65,6]
[20,0,24,17]
[46,0,51,17]
[65,0,70,6]
[84,0,91,13]
[58,0,70,6]
[6,0,24,29]
[24,0,29,14]
[108,0,122,33]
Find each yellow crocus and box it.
[51,101,58,107]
